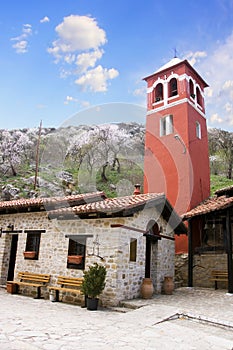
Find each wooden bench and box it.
[210,270,228,290]
[7,272,50,298]
[48,276,84,302]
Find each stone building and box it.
[0,191,186,306]
[182,185,233,294]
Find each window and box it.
[130,238,137,262]
[196,121,201,139]
[169,78,178,97]
[67,237,86,270]
[196,87,202,107]
[160,115,174,136]
[155,83,163,102]
[189,79,195,98]
[24,231,41,260]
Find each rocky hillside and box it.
[0,123,145,200]
[0,123,232,201]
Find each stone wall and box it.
[175,253,228,289]
[0,206,175,306]
[193,253,227,288]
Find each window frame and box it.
[67,236,86,270]
[129,238,137,262]
[24,230,43,260]
[160,114,174,136]
[196,121,201,139]
[155,83,163,102]
[169,78,178,97]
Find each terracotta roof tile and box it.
[49,193,165,217]
[182,195,233,220]
[0,192,106,213]
[215,185,233,196]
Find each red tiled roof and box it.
[215,185,233,196]
[49,192,187,234]
[49,193,165,218]
[182,195,233,220]
[0,192,106,213]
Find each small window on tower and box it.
[155,83,163,102]
[196,121,201,139]
[169,78,178,97]
[160,115,174,136]
[189,79,195,99]
[196,87,202,107]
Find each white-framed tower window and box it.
[196,121,201,139]
[160,115,174,136]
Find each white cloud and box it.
[48,15,107,59]
[222,80,233,90]
[75,65,119,92]
[12,40,28,54]
[11,24,32,54]
[22,24,32,36]
[189,31,233,130]
[40,16,50,23]
[64,95,78,104]
[64,95,90,108]
[76,49,103,73]
[224,102,233,114]
[185,51,207,65]
[210,113,223,124]
[133,86,147,97]
[48,15,118,93]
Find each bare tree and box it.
[209,128,233,179]
[0,130,32,176]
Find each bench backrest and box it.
[18,272,50,284]
[211,270,228,277]
[57,276,83,288]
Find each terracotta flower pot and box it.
[67,255,83,264]
[140,278,154,299]
[163,276,174,295]
[23,251,36,259]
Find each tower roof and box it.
[143,57,208,87]
[155,57,182,73]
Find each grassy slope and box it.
[210,175,233,196]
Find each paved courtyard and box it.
[0,286,233,349]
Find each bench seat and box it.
[210,270,228,289]
[7,272,50,298]
[48,276,84,303]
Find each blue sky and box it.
[1,0,233,131]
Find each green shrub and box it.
[81,263,106,299]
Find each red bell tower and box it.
[143,57,210,253]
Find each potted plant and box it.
[81,263,106,310]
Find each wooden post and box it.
[145,238,151,278]
[188,219,193,287]
[226,209,233,293]
[34,120,42,191]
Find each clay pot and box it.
[23,251,36,259]
[140,278,154,299]
[6,282,17,294]
[67,255,83,264]
[163,276,174,295]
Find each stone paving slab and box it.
[0,287,233,349]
